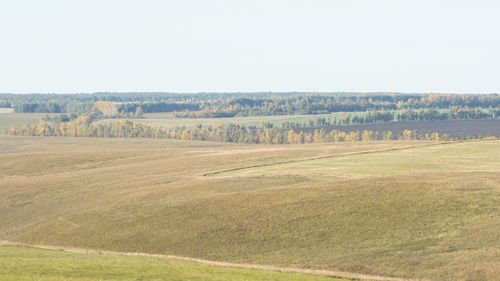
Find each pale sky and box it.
[1,0,499,93]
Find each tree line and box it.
[116,102,200,114]
[13,102,93,114]
[279,107,500,129]
[0,100,12,108]
[5,118,452,143]
[3,93,500,116]
[12,101,199,114]
[174,94,500,118]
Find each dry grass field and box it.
[0,136,499,280]
[0,108,14,114]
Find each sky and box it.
[1,0,499,94]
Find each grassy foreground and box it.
[0,245,349,281]
[0,136,499,280]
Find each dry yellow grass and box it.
[0,136,498,281]
[0,108,14,114]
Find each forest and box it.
[3,92,500,143]
[4,117,448,143]
[3,92,500,116]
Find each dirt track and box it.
[1,240,428,281]
[203,141,453,176]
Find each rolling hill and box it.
[0,136,498,280]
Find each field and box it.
[0,136,499,281]
[97,112,351,128]
[0,111,352,135]
[0,112,62,135]
[0,245,349,281]
[0,108,14,114]
[312,119,500,138]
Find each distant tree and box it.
[362,130,374,141]
[287,130,295,144]
[92,101,117,117]
[135,106,144,117]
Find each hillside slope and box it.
[0,245,350,281]
[0,136,498,280]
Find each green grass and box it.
[0,245,349,281]
[0,136,498,280]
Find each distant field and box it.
[304,119,500,138]
[99,112,355,128]
[0,136,498,280]
[0,245,348,281]
[0,113,62,134]
[0,108,14,114]
[0,111,356,134]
